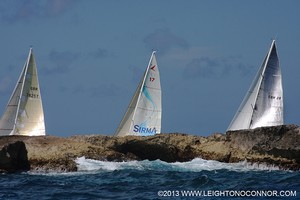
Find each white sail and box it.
[115,51,162,136]
[227,40,283,131]
[0,48,46,136]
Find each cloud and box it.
[89,48,109,59]
[89,84,121,98]
[0,0,77,23]
[143,28,189,54]
[128,65,144,84]
[45,0,76,16]
[66,84,121,98]
[42,50,79,75]
[236,63,254,77]
[88,48,116,59]
[183,57,221,79]
[183,56,254,79]
[0,76,12,93]
[49,50,79,64]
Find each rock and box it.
[0,140,30,173]
[0,124,299,172]
[225,124,300,170]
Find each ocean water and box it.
[0,157,299,200]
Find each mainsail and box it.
[227,40,284,131]
[0,48,46,136]
[115,51,161,136]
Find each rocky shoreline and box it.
[0,124,299,173]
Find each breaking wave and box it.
[75,157,280,172]
[20,157,298,200]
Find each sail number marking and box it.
[26,87,39,98]
[268,95,281,100]
[27,93,39,98]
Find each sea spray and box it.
[75,157,281,172]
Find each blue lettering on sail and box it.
[133,125,156,134]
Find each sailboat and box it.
[115,51,161,136]
[0,48,46,136]
[227,40,284,131]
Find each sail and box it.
[115,51,162,136]
[227,40,283,131]
[0,48,46,136]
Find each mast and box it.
[0,48,46,136]
[19,48,46,136]
[250,40,283,128]
[13,48,32,135]
[249,40,275,128]
[227,40,283,131]
[115,51,161,136]
[130,51,156,131]
[0,52,28,135]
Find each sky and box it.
[0,0,299,137]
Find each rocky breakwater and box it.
[0,124,299,173]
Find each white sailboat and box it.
[227,40,284,131]
[115,51,161,136]
[0,48,46,136]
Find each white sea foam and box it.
[75,157,280,172]
[75,157,144,171]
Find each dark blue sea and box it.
[0,158,299,199]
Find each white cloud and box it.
[143,28,189,54]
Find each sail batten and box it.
[227,40,283,131]
[0,48,46,136]
[115,51,161,136]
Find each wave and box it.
[75,157,280,172]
